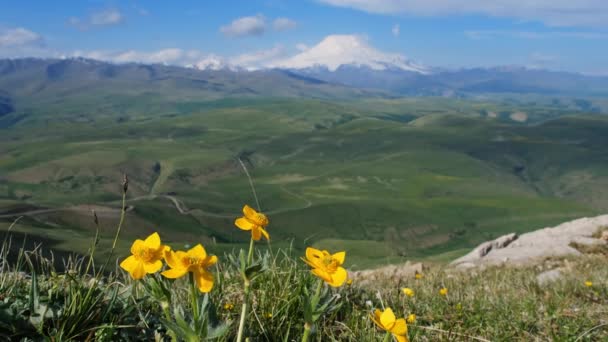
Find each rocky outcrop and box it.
[451,215,608,269]
[351,261,425,286]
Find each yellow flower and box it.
[415,272,423,280]
[439,287,448,296]
[119,232,169,280]
[302,247,347,287]
[235,205,270,241]
[266,313,273,318]
[346,278,353,285]
[406,314,416,324]
[402,287,414,297]
[584,281,593,287]
[161,244,218,293]
[224,303,234,310]
[370,307,409,342]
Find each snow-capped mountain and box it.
[191,34,429,74]
[271,35,429,74]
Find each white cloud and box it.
[273,17,297,31]
[229,45,286,70]
[220,15,266,37]
[0,28,43,47]
[392,24,400,37]
[465,30,608,40]
[76,48,194,65]
[69,9,124,30]
[317,0,608,27]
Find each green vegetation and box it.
[1,231,606,341]
[2,95,608,265]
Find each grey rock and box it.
[451,214,608,268]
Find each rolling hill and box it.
[1,58,608,268]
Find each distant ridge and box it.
[1,57,608,98]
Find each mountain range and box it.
[2,54,608,106]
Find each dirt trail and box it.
[0,187,313,221]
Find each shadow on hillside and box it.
[0,230,81,272]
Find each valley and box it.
[1,59,608,268]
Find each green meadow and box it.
[2,96,608,267]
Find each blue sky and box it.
[1,0,607,73]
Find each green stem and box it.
[236,284,251,342]
[189,272,200,322]
[237,238,256,342]
[101,191,127,273]
[246,238,255,265]
[301,325,312,342]
[302,279,324,342]
[162,304,178,341]
[311,279,323,312]
[382,331,392,342]
[84,212,100,276]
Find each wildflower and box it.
[224,303,234,310]
[120,232,169,280]
[266,313,273,319]
[585,281,593,287]
[346,278,353,285]
[370,307,409,342]
[302,247,347,287]
[235,205,270,241]
[406,314,416,324]
[415,272,423,280]
[402,287,414,297]
[439,287,448,296]
[162,244,218,293]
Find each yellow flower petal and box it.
[371,309,383,329]
[259,227,270,241]
[161,266,188,279]
[194,269,214,293]
[402,288,414,297]
[130,260,146,280]
[305,247,324,268]
[235,217,255,231]
[144,232,161,249]
[165,250,186,269]
[143,259,163,274]
[331,251,346,265]
[243,204,258,219]
[206,255,218,267]
[130,239,145,255]
[380,308,396,331]
[188,244,207,259]
[251,226,262,241]
[390,318,408,336]
[328,266,347,287]
[119,255,139,273]
[395,335,409,342]
[311,268,332,283]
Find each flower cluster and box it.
[120,232,217,293]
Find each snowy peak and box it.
[271,34,428,73]
[190,54,243,72]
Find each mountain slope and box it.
[271,34,428,73]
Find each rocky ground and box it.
[353,214,608,286]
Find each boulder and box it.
[451,214,608,268]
